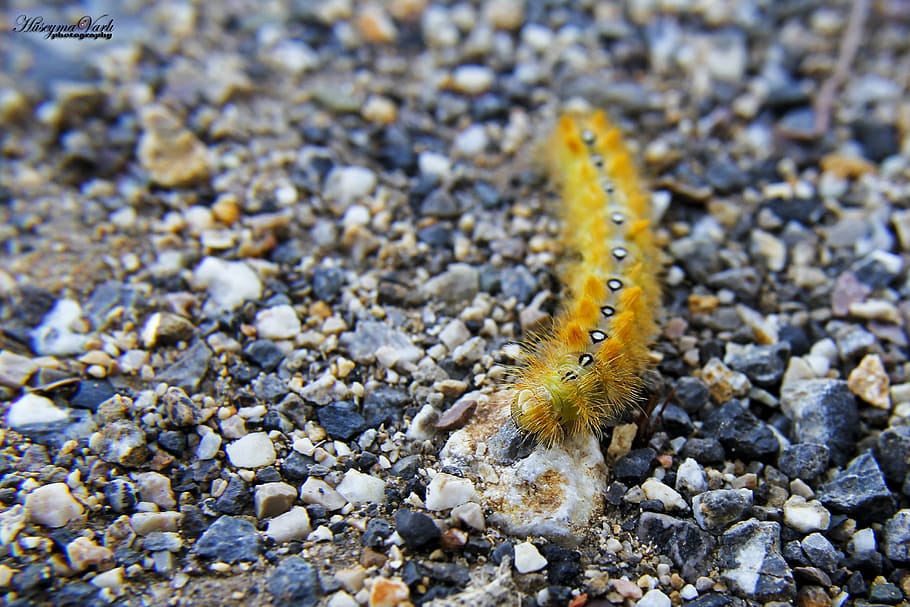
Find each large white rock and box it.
[6,393,68,429]
[25,483,84,528]
[225,432,276,468]
[425,473,475,511]
[193,257,262,312]
[439,391,607,542]
[335,469,386,505]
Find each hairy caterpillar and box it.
[509,111,661,446]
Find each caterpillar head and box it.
[510,352,591,446]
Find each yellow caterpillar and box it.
[509,111,661,446]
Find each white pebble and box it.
[454,125,489,156]
[30,299,87,356]
[680,584,698,600]
[425,473,476,511]
[193,257,263,312]
[134,472,176,509]
[637,588,672,607]
[90,566,124,589]
[439,320,471,350]
[675,458,707,496]
[850,528,876,554]
[326,590,359,607]
[783,495,831,533]
[225,432,276,468]
[255,305,301,340]
[270,40,318,75]
[308,525,334,542]
[196,431,222,460]
[324,166,377,207]
[451,502,485,530]
[265,507,312,544]
[25,483,84,528]
[521,23,553,50]
[418,151,452,179]
[513,541,547,573]
[6,393,68,429]
[641,479,688,511]
[342,204,371,228]
[300,477,347,511]
[452,65,494,95]
[336,469,386,505]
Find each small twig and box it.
[814,0,871,136]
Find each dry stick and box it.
[814,0,871,136]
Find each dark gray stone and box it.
[395,508,440,549]
[70,380,116,411]
[660,404,694,437]
[215,476,250,515]
[254,374,289,403]
[874,426,910,486]
[777,443,829,482]
[282,451,313,481]
[312,267,345,302]
[420,189,459,218]
[800,532,838,572]
[194,515,262,563]
[317,401,367,440]
[881,509,910,562]
[719,519,795,602]
[673,377,710,412]
[613,448,656,485]
[778,443,829,481]
[499,265,537,304]
[362,519,392,548]
[692,489,753,534]
[157,341,212,392]
[723,343,790,388]
[780,379,858,466]
[819,451,895,521]
[681,437,725,465]
[703,401,780,461]
[363,386,409,428]
[243,339,285,372]
[637,512,715,581]
[267,556,320,607]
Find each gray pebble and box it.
[194,515,262,563]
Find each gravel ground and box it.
[1,1,910,606]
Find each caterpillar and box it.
[509,111,661,447]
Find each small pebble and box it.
[847,354,891,409]
[513,541,547,573]
[425,473,476,511]
[336,469,386,505]
[300,478,347,511]
[255,305,302,340]
[25,483,84,528]
[225,432,277,468]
